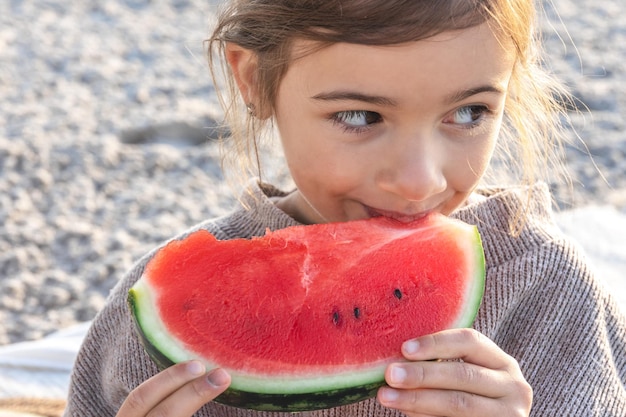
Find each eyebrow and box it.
[311,85,504,107]
[311,91,398,107]
[444,85,505,105]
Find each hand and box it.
[377,328,532,417]
[117,361,231,417]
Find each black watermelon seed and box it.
[394,288,403,299]
[353,307,361,319]
[332,311,341,326]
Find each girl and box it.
[64,1,626,416]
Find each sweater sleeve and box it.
[493,239,626,416]
[62,256,159,417]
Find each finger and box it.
[145,368,231,417]
[402,328,518,371]
[119,361,207,416]
[385,360,510,398]
[378,386,507,417]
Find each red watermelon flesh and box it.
[129,213,485,408]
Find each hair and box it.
[207,0,573,231]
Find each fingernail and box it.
[380,387,399,402]
[389,365,407,384]
[207,368,230,387]
[186,360,205,376]
[403,340,419,355]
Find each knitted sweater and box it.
[64,181,626,416]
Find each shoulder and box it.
[193,180,300,240]
[459,184,602,297]
[455,183,614,330]
[454,183,568,269]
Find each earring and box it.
[246,103,256,117]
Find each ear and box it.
[225,43,260,108]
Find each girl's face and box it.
[272,24,515,224]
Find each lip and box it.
[364,205,435,224]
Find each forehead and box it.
[281,24,515,105]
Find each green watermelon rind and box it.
[451,225,485,329]
[212,380,382,411]
[127,219,486,412]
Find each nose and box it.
[375,134,447,202]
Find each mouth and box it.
[364,206,434,224]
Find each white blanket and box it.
[555,205,626,312]
[0,322,90,398]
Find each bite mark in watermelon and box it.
[128,213,485,411]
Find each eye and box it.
[445,105,491,128]
[331,110,382,133]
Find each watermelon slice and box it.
[128,213,485,411]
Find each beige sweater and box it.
[64,182,626,416]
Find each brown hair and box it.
[208,0,572,227]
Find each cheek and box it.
[278,121,368,186]
[442,144,494,215]
[287,146,366,190]
[469,146,495,178]
[448,137,497,190]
